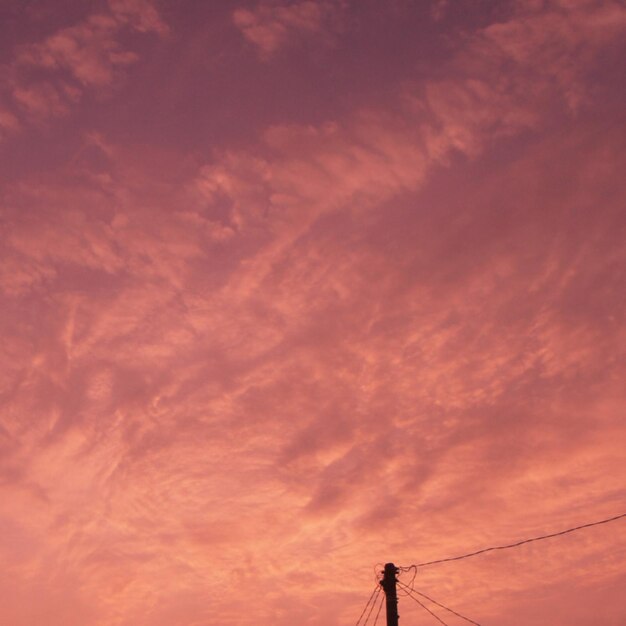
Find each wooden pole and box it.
[381,563,399,626]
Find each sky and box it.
[0,0,625,624]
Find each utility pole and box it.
[380,563,399,626]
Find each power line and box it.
[372,590,385,626]
[397,581,481,626]
[356,585,380,626]
[363,587,381,626]
[409,512,626,568]
[397,564,417,592]
[402,587,450,626]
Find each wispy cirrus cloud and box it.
[0,107,21,140]
[202,0,626,270]
[1,0,167,128]
[470,0,626,111]
[233,0,344,58]
[1,0,625,625]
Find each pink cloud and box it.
[0,107,21,141]
[430,0,449,21]
[0,1,625,625]
[109,0,170,37]
[473,0,626,111]
[2,0,167,129]
[10,81,76,119]
[233,0,343,58]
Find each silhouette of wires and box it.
[360,513,625,624]
[408,512,626,568]
[355,585,385,626]
[372,589,385,626]
[397,564,417,594]
[397,581,481,625]
[363,586,381,626]
[355,585,381,626]
[373,563,385,584]
[402,589,451,625]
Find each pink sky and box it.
[1,1,625,624]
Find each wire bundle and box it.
[355,512,626,625]
[354,585,385,626]
[397,580,481,626]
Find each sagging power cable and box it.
[355,585,380,626]
[409,512,626,568]
[397,580,481,626]
[402,587,451,625]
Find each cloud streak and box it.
[0,1,625,625]
[1,0,167,130]
[233,1,344,58]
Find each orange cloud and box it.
[1,1,625,625]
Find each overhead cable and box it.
[402,588,450,625]
[363,587,381,626]
[356,585,380,626]
[410,512,626,568]
[397,581,481,626]
[372,591,385,626]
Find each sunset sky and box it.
[1,1,625,624]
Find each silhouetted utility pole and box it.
[381,563,399,626]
